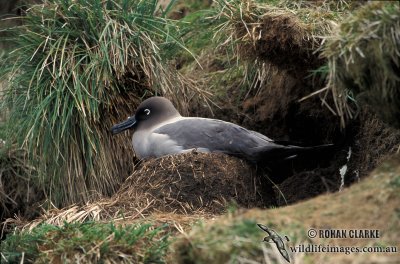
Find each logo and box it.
[257,224,290,263]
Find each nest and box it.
[117,151,269,214]
[7,152,272,233]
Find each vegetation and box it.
[1,0,400,263]
[0,121,42,222]
[172,156,400,263]
[322,1,400,127]
[0,0,205,206]
[171,218,294,263]
[1,221,170,263]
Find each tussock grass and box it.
[203,0,344,110]
[0,124,43,226]
[1,221,170,263]
[320,1,400,127]
[0,0,208,206]
[212,0,337,69]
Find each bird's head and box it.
[110,96,181,134]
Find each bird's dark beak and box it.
[111,116,137,135]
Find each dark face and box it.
[110,97,179,134]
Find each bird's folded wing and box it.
[153,118,273,160]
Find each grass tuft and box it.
[0,122,43,226]
[320,1,400,127]
[0,0,208,206]
[204,0,345,108]
[1,221,170,263]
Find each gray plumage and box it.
[111,97,332,162]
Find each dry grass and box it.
[319,1,400,127]
[0,143,43,225]
[3,151,271,234]
[213,0,337,73]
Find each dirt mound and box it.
[224,2,333,77]
[4,152,274,234]
[117,151,272,214]
[243,14,323,75]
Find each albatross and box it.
[111,96,332,162]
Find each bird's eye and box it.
[144,109,150,115]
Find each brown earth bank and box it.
[3,147,399,263]
[190,82,400,207]
[171,154,400,263]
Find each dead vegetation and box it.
[320,1,400,127]
[3,151,271,235]
[213,0,336,75]
[0,143,43,224]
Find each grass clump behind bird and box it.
[0,0,206,206]
[212,0,339,73]
[192,0,348,117]
[321,1,400,128]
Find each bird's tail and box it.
[250,143,334,162]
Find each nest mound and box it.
[6,152,273,233]
[117,151,271,214]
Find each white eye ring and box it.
[144,109,151,115]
